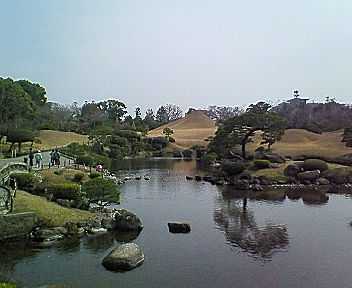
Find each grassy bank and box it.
[11,168,95,227]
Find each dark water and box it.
[1,158,352,288]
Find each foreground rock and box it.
[167,222,191,233]
[102,243,145,271]
[296,170,321,181]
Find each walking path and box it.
[0,151,72,170]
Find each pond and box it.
[1,158,352,288]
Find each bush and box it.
[94,155,111,169]
[50,183,81,200]
[168,137,176,143]
[37,122,57,131]
[76,155,94,166]
[72,172,85,183]
[89,172,101,179]
[221,162,245,175]
[200,152,218,165]
[11,173,42,189]
[82,178,120,206]
[254,159,271,169]
[305,124,322,134]
[303,159,329,172]
[0,283,17,288]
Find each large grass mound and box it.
[149,110,216,148]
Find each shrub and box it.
[11,173,42,189]
[169,137,176,143]
[82,178,120,207]
[72,172,85,183]
[94,155,112,169]
[50,183,81,200]
[0,283,17,288]
[254,159,271,169]
[76,155,94,166]
[221,162,245,175]
[37,122,57,131]
[305,124,322,134]
[200,152,218,165]
[303,159,329,172]
[89,172,101,179]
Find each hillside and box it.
[33,130,88,150]
[148,110,217,149]
[150,111,351,157]
[247,129,351,158]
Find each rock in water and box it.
[102,243,144,271]
[167,222,191,233]
[114,209,143,231]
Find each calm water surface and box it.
[1,158,352,288]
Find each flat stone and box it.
[167,222,191,233]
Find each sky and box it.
[1,0,352,115]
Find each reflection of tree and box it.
[214,198,289,260]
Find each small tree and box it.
[162,127,174,140]
[7,129,35,153]
[82,178,120,207]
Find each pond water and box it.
[1,158,352,288]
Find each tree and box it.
[162,127,174,140]
[164,104,183,122]
[208,102,287,160]
[156,104,183,125]
[7,129,35,153]
[205,105,244,121]
[82,178,120,207]
[16,79,47,106]
[97,100,127,123]
[0,77,36,127]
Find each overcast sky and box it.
[1,0,351,115]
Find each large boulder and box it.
[182,149,193,158]
[302,159,329,172]
[167,222,191,233]
[296,170,321,181]
[114,209,143,231]
[173,150,182,158]
[322,168,352,184]
[263,153,286,163]
[283,164,301,177]
[102,243,144,271]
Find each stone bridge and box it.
[0,162,28,214]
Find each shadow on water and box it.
[213,196,289,261]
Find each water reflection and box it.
[214,195,289,260]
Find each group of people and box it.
[28,148,43,168]
[28,148,61,168]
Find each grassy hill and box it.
[230,129,351,159]
[33,130,88,150]
[149,111,351,157]
[148,110,217,149]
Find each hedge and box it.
[11,173,41,189]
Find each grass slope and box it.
[34,130,88,150]
[13,190,94,227]
[247,129,351,158]
[149,110,216,148]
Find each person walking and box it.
[34,150,43,168]
[28,148,34,167]
[54,149,61,166]
[50,150,55,166]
